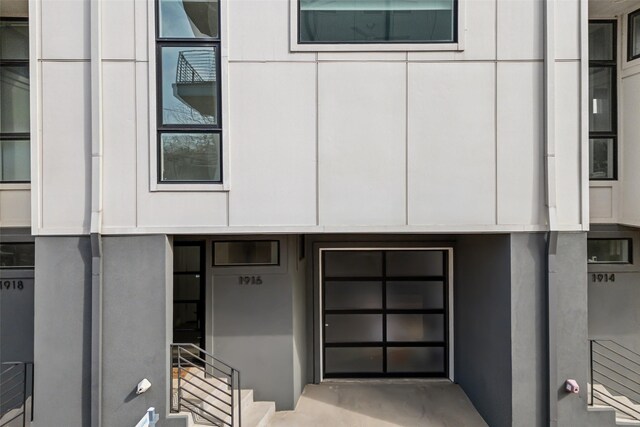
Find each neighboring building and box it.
[1,0,640,426]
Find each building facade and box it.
[1,0,640,425]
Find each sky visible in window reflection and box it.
[160,0,197,38]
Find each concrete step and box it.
[241,401,275,427]
[590,383,640,426]
[175,373,275,427]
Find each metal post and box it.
[22,363,27,427]
[30,364,34,422]
[237,370,241,427]
[230,369,234,427]
[590,340,594,406]
[177,347,182,412]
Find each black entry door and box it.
[322,250,448,378]
[173,242,206,351]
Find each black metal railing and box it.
[176,50,216,84]
[0,362,33,427]
[170,344,241,427]
[590,339,640,421]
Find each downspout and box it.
[90,0,103,426]
[543,0,559,425]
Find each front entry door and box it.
[322,249,449,378]
[173,242,206,351]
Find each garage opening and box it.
[321,249,450,379]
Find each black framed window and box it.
[588,21,617,180]
[0,18,30,183]
[0,243,34,269]
[630,9,640,62]
[298,0,457,44]
[156,1,221,183]
[212,241,280,267]
[588,238,632,264]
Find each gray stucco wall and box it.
[291,236,307,405]
[0,275,34,363]
[0,229,35,364]
[509,233,546,427]
[455,234,512,427]
[589,272,640,351]
[33,235,184,427]
[101,235,183,427]
[552,232,615,427]
[587,227,640,352]
[212,237,297,410]
[33,236,92,427]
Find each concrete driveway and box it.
[269,380,488,427]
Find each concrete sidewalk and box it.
[269,380,488,427]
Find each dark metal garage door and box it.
[322,249,449,378]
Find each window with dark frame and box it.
[588,20,617,181]
[156,0,222,184]
[298,0,457,44]
[630,9,640,62]
[0,18,30,183]
[212,241,280,267]
[587,238,632,264]
[0,242,35,269]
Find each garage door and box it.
[322,249,449,378]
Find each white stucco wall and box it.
[26,0,587,235]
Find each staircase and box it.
[590,340,640,425]
[171,344,274,427]
[0,362,33,427]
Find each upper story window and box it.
[629,9,640,62]
[298,0,456,44]
[588,21,617,181]
[156,0,221,183]
[0,18,30,183]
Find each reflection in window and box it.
[588,239,631,264]
[156,0,221,184]
[0,243,35,269]
[299,0,456,43]
[159,0,219,39]
[213,241,279,266]
[160,133,220,182]
[589,21,614,61]
[589,138,615,180]
[160,47,217,126]
[1,139,30,181]
[629,9,640,61]
[588,20,617,181]
[0,19,30,183]
[589,67,614,133]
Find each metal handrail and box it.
[593,391,640,420]
[593,340,640,369]
[172,342,239,373]
[170,343,241,427]
[590,339,640,421]
[0,361,33,427]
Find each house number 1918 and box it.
[238,276,262,285]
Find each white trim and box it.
[289,0,465,53]
[96,224,584,236]
[0,183,30,191]
[317,247,455,382]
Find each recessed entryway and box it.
[320,249,452,379]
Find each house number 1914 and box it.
[592,273,615,283]
[238,276,262,285]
